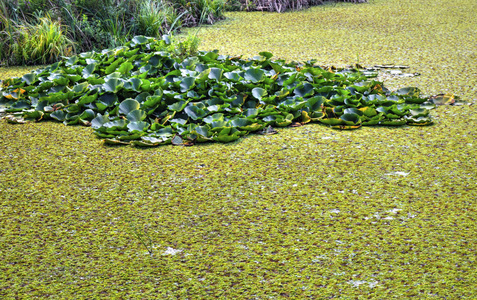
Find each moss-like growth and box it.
[0,0,476,298]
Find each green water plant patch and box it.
[1,35,437,146]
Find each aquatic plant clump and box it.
[0,36,435,147]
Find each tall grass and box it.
[14,13,76,65]
[0,0,364,66]
[1,10,75,66]
[137,0,174,37]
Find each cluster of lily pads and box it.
[0,35,435,146]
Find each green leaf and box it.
[77,93,98,106]
[23,110,44,121]
[259,51,273,59]
[395,87,420,97]
[119,99,140,115]
[118,62,134,75]
[294,83,314,97]
[103,78,124,93]
[22,73,37,85]
[168,100,188,112]
[340,113,361,125]
[180,77,196,92]
[91,114,109,129]
[127,121,149,132]
[244,68,265,83]
[252,87,267,100]
[50,110,66,122]
[209,68,223,81]
[185,105,208,120]
[320,118,344,126]
[82,63,97,78]
[79,109,95,121]
[126,109,147,122]
[230,118,251,128]
[124,78,142,91]
[103,119,128,130]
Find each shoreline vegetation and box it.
[1,0,365,66]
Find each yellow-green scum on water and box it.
[1,0,476,298]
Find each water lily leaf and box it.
[252,87,267,100]
[259,51,273,59]
[124,78,142,91]
[305,96,324,112]
[103,138,130,145]
[294,83,314,97]
[429,93,455,105]
[196,68,211,82]
[209,68,223,81]
[79,109,95,121]
[22,74,37,85]
[244,68,264,83]
[50,110,66,122]
[96,93,117,109]
[91,114,109,129]
[126,109,147,122]
[340,113,361,125]
[103,119,128,130]
[23,110,44,121]
[118,132,145,140]
[359,107,377,117]
[66,74,82,83]
[171,134,184,146]
[77,93,98,106]
[119,99,140,115]
[180,77,196,92]
[170,118,188,125]
[199,51,219,62]
[244,108,259,118]
[213,127,241,143]
[52,76,69,86]
[131,36,149,46]
[224,71,241,82]
[203,113,224,124]
[168,100,188,112]
[83,63,97,78]
[301,111,311,124]
[144,94,163,108]
[118,62,134,75]
[276,117,292,127]
[406,116,433,126]
[408,108,429,118]
[241,123,262,131]
[228,118,250,128]
[131,137,163,147]
[103,78,123,93]
[395,87,420,97]
[362,115,383,126]
[127,121,149,132]
[105,58,125,74]
[6,100,31,112]
[35,100,49,112]
[320,118,344,126]
[184,105,208,120]
[65,56,78,66]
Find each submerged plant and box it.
[0,35,440,147]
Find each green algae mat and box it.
[1,0,476,298]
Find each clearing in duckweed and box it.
[1,0,476,298]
